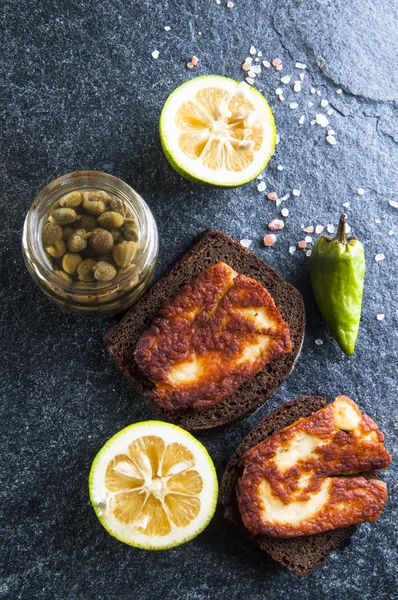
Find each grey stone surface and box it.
[1,1,397,599]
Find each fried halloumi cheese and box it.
[134,262,291,411]
[237,396,391,538]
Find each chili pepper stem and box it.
[336,213,347,243]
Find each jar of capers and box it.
[22,171,158,316]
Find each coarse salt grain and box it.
[240,239,252,248]
[263,234,277,246]
[346,224,351,233]
[327,109,334,116]
[257,181,266,192]
[151,50,160,59]
[267,192,278,201]
[388,230,394,236]
[191,56,199,66]
[326,224,335,233]
[310,88,316,94]
[257,173,263,179]
[187,62,194,69]
[292,189,300,197]
[275,87,283,95]
[252,64,261,74]
[306,249,312,257]
[316,114,329,128]
[389,200,398,209]
[164,25,171,31]
[376,314,385,321]
[327,129,336,136]
[248,68,257,78]
[276,64,283,71]
[299,72,305,81]
[280,75,291,84]
[257,51,263,57]
[242,61,252,72]
[281,207,289,217]
[308,101,314,107]
[310,120,316,126]
[277,165,284,171]
[295,62,307,69]
[316,90,322,96]
[249,45,256,55]
[305,236,312,243]
[289,245,296,254]
[336,89,343,94]
[245,77,254,85]
[276,134,280,144]
[320,99,329,107]
[268,219,284,231]
[226,1,234,7]
[262,60,271,68]
[343,202,350,208]
[326,135,337,145]
[315,339,324,345]
[375,218,381,224]
[272,58,282,67]
[280,193,290,202]
[294,82,301,92]
[298,115,305,125]
[357,188,365,195]
[315,225,324,234]
[303,225,314,233]
[297,240,307,249]
[289,102,298,110]
[375,253,385,262]
[278,95,285,102]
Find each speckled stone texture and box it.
[1,1,397,599]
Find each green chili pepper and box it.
[310,213,365,355]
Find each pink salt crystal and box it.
[263,234,277,247]
[267,192,278,201]
[245,77,254,85]
[226,1,234,7]
[268,219,284,231]
[191,56,199,66]
[187,62,194,69]
[297,240,307,249]
[303,226,314,233]
[272,58,282,67]
[242,61,252,72]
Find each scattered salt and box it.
[276,64,283,71]
[257,51,263,57]
[310,120,316,126]
[375,253,385,262]
[315,225,324,234]
[343,202,350,208]
[268,219,284,231]
[248,68,257,78]
[252,64,261,74]
[289,245,296,254]
[295,62,307,69]
[326,136,337,145]
[279,193,291,202]
[249,45,256,55]
[320,99,329,107]
[376,314,385,321]
[308,101,314,107]
[262,60,271,68]
[275,88,283,95]
[242,61,252,72]
[257,181,266,192]
[327,129,336,136]
[226,1,234,8]
[375,218,381,224]
[293,82,302,92]
[357,188,365,196]
[297,240,307,249]
[346,224,351,233]
[272,58,282,67]
[276,134,280,144]
[316,114,329,128]
[326,224,335,233]
[306,249,312,257]
[316,90,322,96]
[277,165,284,171]
[299,72,305,81]
[389,200,398,209]
[327,109,334,116]
[310,88,316,94]
[280,75,291,84]
[298,115,305,125]
[263,234,277,247]
[336,89,343,95]
[388,230,394,236]
[303,225,314,233]
[289,102,298,110]
[164,25,171,31]
[151,50,160,59]
[240,239,252,248]
[292,189,301,197]
[245,77,254,85]
[305,236,312,243]
[281,207,289,217]
[315,339,324,346]
[267,192,278,201]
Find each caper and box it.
[97,211,124,230]
[109,228,122,243]
[49,208,77,225]
[122,221,139,241]
[58,192,83,208]
[61,225,75,240]
[46,239,66,258]
[67,229,91,253]
[62,252,82,275]
[53,269,73,282]
[82,192,107,215]
[98,253,114,263]
[109,197,127,216]
[112,241,137,268]
[76,214,97,231]
[42,222,63,246]
[89,228,114,254]
[77,259,97,282]
[93,261,117,282]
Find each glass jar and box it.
[22,171,158,317]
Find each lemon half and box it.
[160,75,276,187]
[89,421,218,549]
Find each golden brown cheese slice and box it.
[134,262,291,411]
[237,396,391,538]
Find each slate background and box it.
[1,1,397,599]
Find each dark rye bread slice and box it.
[104,229,305,432]
[219,396,366,576]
